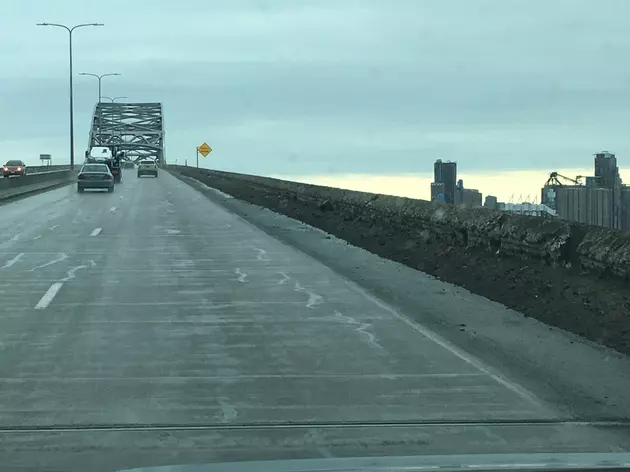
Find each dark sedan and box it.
[77,163,115,193]
[3,160,25,177]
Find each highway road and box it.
[0,172,629,471]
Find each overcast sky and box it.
[2,0,630,176]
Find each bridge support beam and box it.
[88,102,164,164]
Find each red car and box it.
[3,160,26,177]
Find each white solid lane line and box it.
[349,282,545,408]
[2,253,24,269]
[90,228,102,237]
[34,283,64,310]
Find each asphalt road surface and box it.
[0,172,628,471]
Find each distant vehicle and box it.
[137,160,158,178]
[77,163,114,193]
[123,161,135,169]
[3,160,25,177]
[85,146,123,183]
[87,146,113,160]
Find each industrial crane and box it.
[545,172,584,187]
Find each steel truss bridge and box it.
[88,102,165,164]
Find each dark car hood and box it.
[120,453,630,472]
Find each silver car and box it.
[137,160,158,177]
[77,163,114,193]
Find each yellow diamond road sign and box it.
[198,143,212,157]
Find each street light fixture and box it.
[79,72,121,103]
[101,96,127,102]
[36,22,104,169]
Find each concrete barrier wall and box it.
[0,170,75,200]
[171,166,630,280]
[25,165,71,174]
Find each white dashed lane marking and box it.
[2,253,24,269]
[34,283,64,310]
[90,228,102,237]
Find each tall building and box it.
[431,182,446,202]
[541,151,627,229]
[594,151,623,228]
[461,189,483,208]
[484,195,498,210]
[594,151,621,189]
[453,178,482,208]
[433,159,457,204]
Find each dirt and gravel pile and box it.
[173,167,630,356]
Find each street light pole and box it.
[79,73,121,149]
[79,72,121,103]
[37,22,104,169]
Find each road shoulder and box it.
[171,170,630,426]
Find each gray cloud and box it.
[2,0,630,174]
